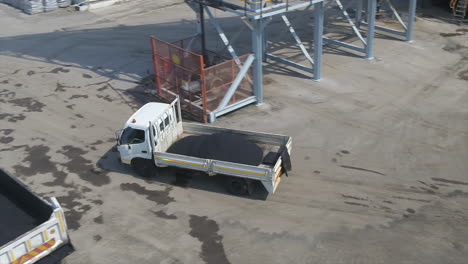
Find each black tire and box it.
[131,158,157,178]
[225,177,248,196]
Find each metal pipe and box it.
[252,18,263,105]
[356,0,363,28]
[199,3,207,65]
[406,0,417,42]
[216,54,255,110]
[313,1,324,80]
[365,0,376,60]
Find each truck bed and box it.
[175,132,280,159]
[0,170,52,246]
[155,123,292,193]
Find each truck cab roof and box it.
[125,102,169,130]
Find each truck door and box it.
[156,118,168,151]
[117,127,151,164]
[150,123,159,152]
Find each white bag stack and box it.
[57,0,70,8]
[43,0,58,12]
[22,0,44,14]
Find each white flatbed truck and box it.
[116,98,292,195]
[0,169,74,264]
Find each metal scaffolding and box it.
[185,0,325,122]
[323,0,417,59]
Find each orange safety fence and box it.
[151,36,253,122]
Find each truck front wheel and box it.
[131,158,157,178]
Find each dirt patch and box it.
[344,201,369,208]
[97,85,109,91]
[0,129,14,144]
[0,113,26,122]
[120,183,174,205]
[55,83,78,92]
[456,29,468,33]
[12,145,72,188]
[93,215,103,224]
[82,74,92,79]
[50,67,70,74]
[96,94,113,102]
[189,215,230,264]
[93,235,102,242]
[340,165,385,176]
[457,69,468,81]
[392,196,431,203]
[342,194,367,201]
[0,136,14,144]
[263,76,275,85]
[58,145,111,186]
[1,89,16,99]
[440,33,463,37]
[442,44,466,52]
[0,80,9,84]
[153,210,177,219]
[56,190,91,230]
[0,129,14,135]
[8,98,46,112]
[432,177,468,186]
[69,94,88,100]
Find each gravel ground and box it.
[1,1,468,263]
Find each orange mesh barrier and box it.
[151,36,253,122]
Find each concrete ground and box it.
[1,1,468,263]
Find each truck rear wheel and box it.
[131,158,157,178]
[225,177,253,196]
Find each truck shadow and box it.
[97,147,269,200]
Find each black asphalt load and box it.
[168,133,263,166]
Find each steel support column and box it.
[356,0,363,27]
[365,0,376,60]
[406,0,417,42]
[313,1,324,80]
[262,27,268,62]
[252,18,264,105]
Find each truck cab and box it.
[116,99,182,167]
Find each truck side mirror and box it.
[115,129,123,145]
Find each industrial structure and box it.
[324,0,417,59]
[150,0,418,122]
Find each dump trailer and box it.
[0,169,74,264]
[116,98,292,195]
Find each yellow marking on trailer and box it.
[9,251,15,261]
[26,240,32,251]
[213,166,266,176]
[57,211,65,233]
[121,158,131,162]
[9,239,56,264]
[42,231,48,241]
[156,157,205,167]
[275,168,282,180]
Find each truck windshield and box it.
[120,127,145,145]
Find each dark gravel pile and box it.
[0,193,42,245]
[168,132,263,166]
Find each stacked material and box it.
[168,132,264,166]
[43,0,58,12]
[1,0,71,14]
[22,0,44,14]
[57,0,70,7]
